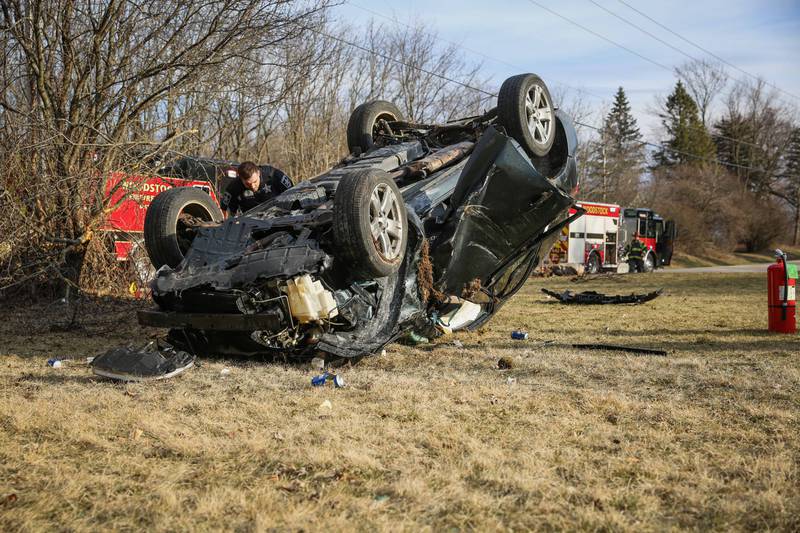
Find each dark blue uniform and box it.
[220,165,293,216]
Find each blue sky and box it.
[333,0,800,139]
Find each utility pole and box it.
[601,144,607,202]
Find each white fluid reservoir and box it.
[283,275,338,323]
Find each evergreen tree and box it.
[655,80,716,167]
[583,87,644,204]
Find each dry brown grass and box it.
[1,273,798,531]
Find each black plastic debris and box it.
[572,343,667,356]
[91,342,195,382]
[542,288,662,305]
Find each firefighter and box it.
[220,161,293,217]
[625,234,646,273]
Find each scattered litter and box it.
[380,349,387,357]
[506,377,517,386]
[511,330,529,340]
[319,399,332,411]
[497,356,514,370]
[542,288,663,305]
[572,343,667,356]
[220,368,231,377]
[403,331,429,345]
[453,340,464,349]
[3,493,17,505]
[48,357,96,368]
[437,300,482,331]
[311,372,345,388]
[374,495,390,503]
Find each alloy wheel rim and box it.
[524,84,553,146]
[369,183,403,261]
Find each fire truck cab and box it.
[550,201,675,273]
[619,207,676,272]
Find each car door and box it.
[430,126,575,295]
[657,220,676,266]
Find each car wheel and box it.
[643,252,656,273]
[586,252,601,274]
[144,187,222,269]
[346,100,404,155]
[333,169,408,278]
[497,73,556,157]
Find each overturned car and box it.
[136,73,583,362]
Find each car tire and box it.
[144,187,222,269]
[643,252,656,273]
[333,169,408,278]
[586,252,601,274]
[346,100,404,155]
[497,73,556,157]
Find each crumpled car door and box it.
[431,125,575,296]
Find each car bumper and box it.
[137,309,282,331]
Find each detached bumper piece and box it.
[542,288,663,305]
[91,343,195,382]
[137,309,282,331]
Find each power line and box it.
[587,0,697,63]
[305,22,767,175]
[523,0,764,150]
[343,0,609,103]
[345,0,767,151]
[616,0,800,102]
[575,120,764,172]
[304,25,496,98]
[524,0,673,73]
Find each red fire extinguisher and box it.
[767,250,797,334]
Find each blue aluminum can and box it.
[311,372,330,387]
[511,330,529,340]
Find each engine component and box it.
[282,275,338,324]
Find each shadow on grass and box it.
[16,373,100,385]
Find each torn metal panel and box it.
[572,344,667,356]
[431,127,574,295]
[92,343,195,381]
[138,309,283,331]
[153,243,331,293]
[541,288,663,305]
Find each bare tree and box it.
[0,0,330,298]
[675,58,728,126]
[715,78,795,196]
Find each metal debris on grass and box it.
[572,343,667,356]
[542,288,663,305]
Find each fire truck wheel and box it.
[497,73,555,158]
[346,100,404,155]
[144,187,222,269]
[586,252,601,275]
[643,252,656,273]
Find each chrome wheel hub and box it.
[369,183,403,260]
[524,84,553,146]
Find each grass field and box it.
[1,272,798,531]
[671,245,800,269]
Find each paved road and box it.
[661,260,800,274]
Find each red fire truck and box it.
[101,157,239,260]
[549,200,676,273]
